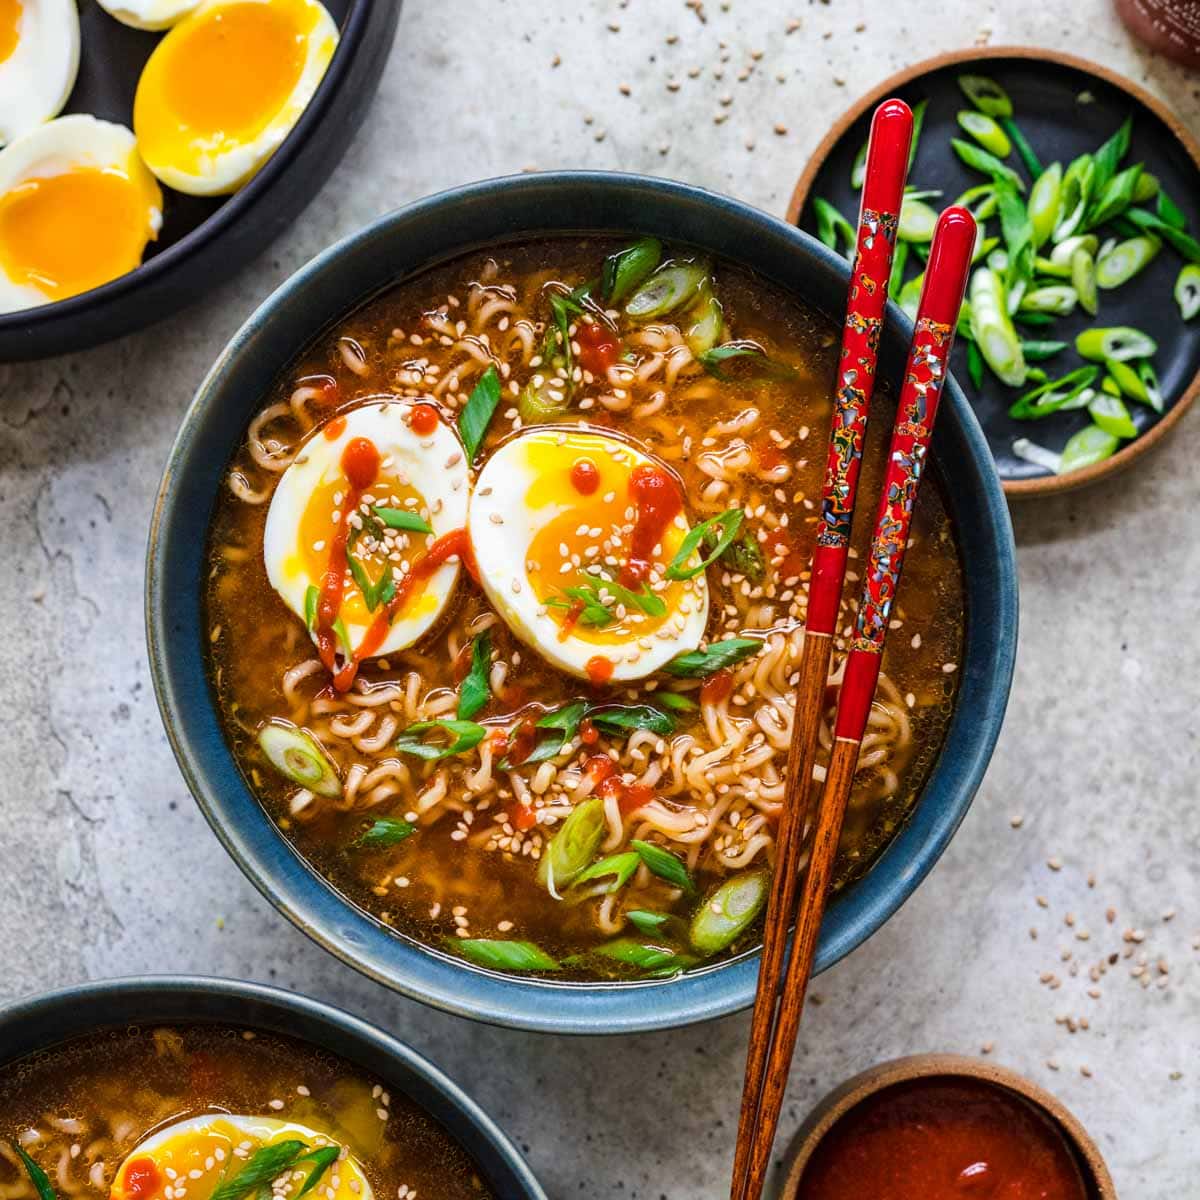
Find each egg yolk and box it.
[0,166,159,301]
[135,1,315,175]
[0,0,21,66]
[293,470,435,627]
[524,469,692,646]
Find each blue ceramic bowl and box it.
[0,976,546,1199]
[147,172,1018,1035]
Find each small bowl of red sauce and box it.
[782,1054,1115,1200]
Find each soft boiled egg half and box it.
[111,1113,373,1200]
[264,401,470,664]
[0,0,80,145]
[134,0,339,196]
[0,116,163,313]
[99,0,204,32]
[468,428,710,684]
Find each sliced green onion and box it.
[587,704,674,738]
[723,529,766,583]
[602,238,662,304]
[395,719,486,761]
[625,260,710,318]
[538,797,605,891]
[1076,326,1157,363]
[1059,424,1119,474]
[626,909,671,935]
[1156,188,1186,230]
[13,1147,56,1200]
[908,97,929,170]
[520,700,588,766]
[657,691,699,713]
[572,850,641,893]
[898,196,938,243]
[456,630,492,721]
[1020,339,1068,361]
[1028,162,1062,249]
[663,637,761,678]
[1088,392,1137,439]
[591,938,693,973]
[1104,358,1151,405]
[211,1142,308,1200]
[1085,163,1145,229]
[1053,154,1096,242]
[1049,233,1099,267]
[631,839,694,893]
[665,509,743,580]
[292,1148,341,1200]
[896,274,922,322]
[457,365,501,460]
[957,73,1013,118]
[684,288,725,355]
[966,339,984,390]
[259,722,340,798]
[952,138,1025,192]
[968,267,1027,387]
[1012,437,1062,473]
[1071,247,1098,316]
[1013,310,1055,328]
[1124,206,1200,262]
[889,238,909,298]
[956,110,1010,157]
[1001,116,1043,179]
[517,380,570,424]
[954,183,998,222]
[689,869,769,954]
[373,506,432,534]
[356,817,415,848]
[811,197,856,256]
[1133,171,1160,204]
[850,142,867,190]
[456,939,560,972]
[696,342,796,382]
[1090,116,1133,196]
[1095,235,1160,289]
[1175,263,1200,320]
[1018,285,1078,316]
[1138,360,1164,413]
[1008,365,1099,420]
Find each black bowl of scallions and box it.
[791,47,1200,495]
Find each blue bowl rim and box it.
[0,974,546,1200]
[146,169,1018,1035]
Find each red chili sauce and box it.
[621,462,682,586]
[795,1077,1089,1200]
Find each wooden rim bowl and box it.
[778,1053,1116,1199]
[785,45,1200,500]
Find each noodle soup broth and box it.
[0,1025,491,1200]
[204,236,964,982]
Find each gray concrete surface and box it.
[2,1,1198,1196]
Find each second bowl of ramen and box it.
[148,172,1017,1032]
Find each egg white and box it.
[468,428,710,683]
[114,1114,373,1200]
[133,0,339,196]
[0,115,163,313]
[264,402,469,661]
[0,0,80,145]
[98,0,204,31]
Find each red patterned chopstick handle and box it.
[807,98,913,636]
[834,206,976,741]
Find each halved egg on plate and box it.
[0,115,163,313]
[99,0,204,32]
[0,0,80,145]
[264,401,470,667]
[134,0,339,196]
[468,428,710,684]
[111,1113,373,1200]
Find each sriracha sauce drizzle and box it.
[622,463,682,585]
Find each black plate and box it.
[0,0,400,362]
[792,48,1200,494]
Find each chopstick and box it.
[729,97,913,1200]
[731,204,977,1200]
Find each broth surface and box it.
[0,1024,491,1200]
[204,237,964,980]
